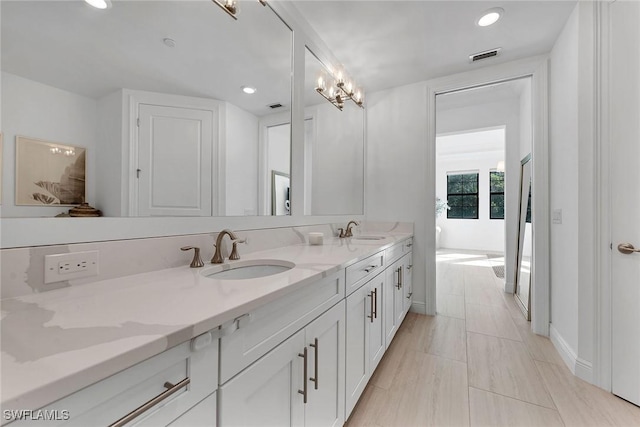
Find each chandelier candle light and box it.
[315,67,364,111]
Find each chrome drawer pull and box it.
[363,265,377,273]
[298,347,308,403]
[368,292,375,323]
[310,338,319,390]
[109,378,190,427]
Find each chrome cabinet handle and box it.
[406,292,413,299]
[368,291,374,323]
[363,264,377,273]
[109,378,190,427]
[374,288,378,319]
[298,347,308,403]
[618,243,640,254]
[406,243,413,248]
[309,338,319,390]
[396,267,402,289]
[407,264,413,270]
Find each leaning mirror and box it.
[1,0,291,217]
[515,155,532,319]
[303,47,364,215]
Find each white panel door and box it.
[304,301,345,427]
[137,104,214,216]
[384,262,399,347]
[219,330,305,427]
[610,0,640,407]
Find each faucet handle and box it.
[181,246,204,268]
[338,228,346,238]
[229,239,247,261]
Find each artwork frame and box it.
[15,136,86,206]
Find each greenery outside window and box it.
[490,170,505,219]
[447,173,479,219]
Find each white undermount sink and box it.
[353,236,386,241]
[201,259,295,280]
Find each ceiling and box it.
[291,0,577,93]
[1,1,292,116]
[436,76,530,111]
[436,128,505,157]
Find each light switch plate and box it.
[552,209,563,224]
[44,251,99,284]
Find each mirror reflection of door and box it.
[262,123,291,215]
[515,155,532,319]
[271,171,290,216]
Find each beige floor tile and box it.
[437,293,466,319]
[437,263,465,296]
[536,360,640,426]
[469,387,564,427]
[345,385,386,427]
[387,351,470,427]
[517,324,565,366]
[421,315,467,362]
[504,294,530,324]
[465,282,509,308]
[467,332,555,409]
[466,303,522,341]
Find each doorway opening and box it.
[434,77,533,321]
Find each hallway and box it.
[346,251,640,426]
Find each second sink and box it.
[201,259,295,280]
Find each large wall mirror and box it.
[303,47,364,215]
[1,0,292,218]
[515,155,532,319]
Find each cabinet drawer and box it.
[385,238,413,265]
[10,337,218,427]
[220,271,344,384]
[345,252,384,295]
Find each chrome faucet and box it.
[344,220,360,238]
[212,229,241,263]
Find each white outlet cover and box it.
[44,251,99,284]
[552,209,563,224]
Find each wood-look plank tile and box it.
[536,360,640,426]
[437,262,465,296]
[437,293,466,319]
[469,387,564,427]
[387,351,470,427]
[421,315,467,362]
[465,282,509,308]
[517,325,565,366]
[345,385,386,427]
[466,303,522,341]
[467,332,555,409]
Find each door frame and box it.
[424,55,551,336]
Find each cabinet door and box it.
[304,302,345,427]
[219,330,305,427]
[345,282,372,417]
[394,263,404,330]
[137,104,214,217]
[402,254,413,314]
[384,263,399,348]
[167,392,216,427]
[368,275,385,373]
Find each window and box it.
[489,171,505,219]
[447,173,479,219]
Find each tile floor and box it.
[346,250,640,426]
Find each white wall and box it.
[436,148,505,253]
[225,103,259,216]
[307,102,365,215]
[367,82,429,312]
[549,3,580,363]
[437,97,521,287]
[1,72,97,217]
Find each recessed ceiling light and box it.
[241,86,257,95]
[84,0,111,10]
[477,8,504,27]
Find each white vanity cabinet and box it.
[219,301,345,427]
[7,335,218,427]
[384,248,414,348]
[345,272,385,418]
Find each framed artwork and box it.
[15,136,86,206]
[271,170,290,216]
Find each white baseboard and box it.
[504,281,515,293]
[410,301,427,315]
[549,324,594,383]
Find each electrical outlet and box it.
[44,251,99,284]
[552,209,563,224]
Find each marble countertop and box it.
[1,232,412,412]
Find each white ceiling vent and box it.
[469,48,502,63]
